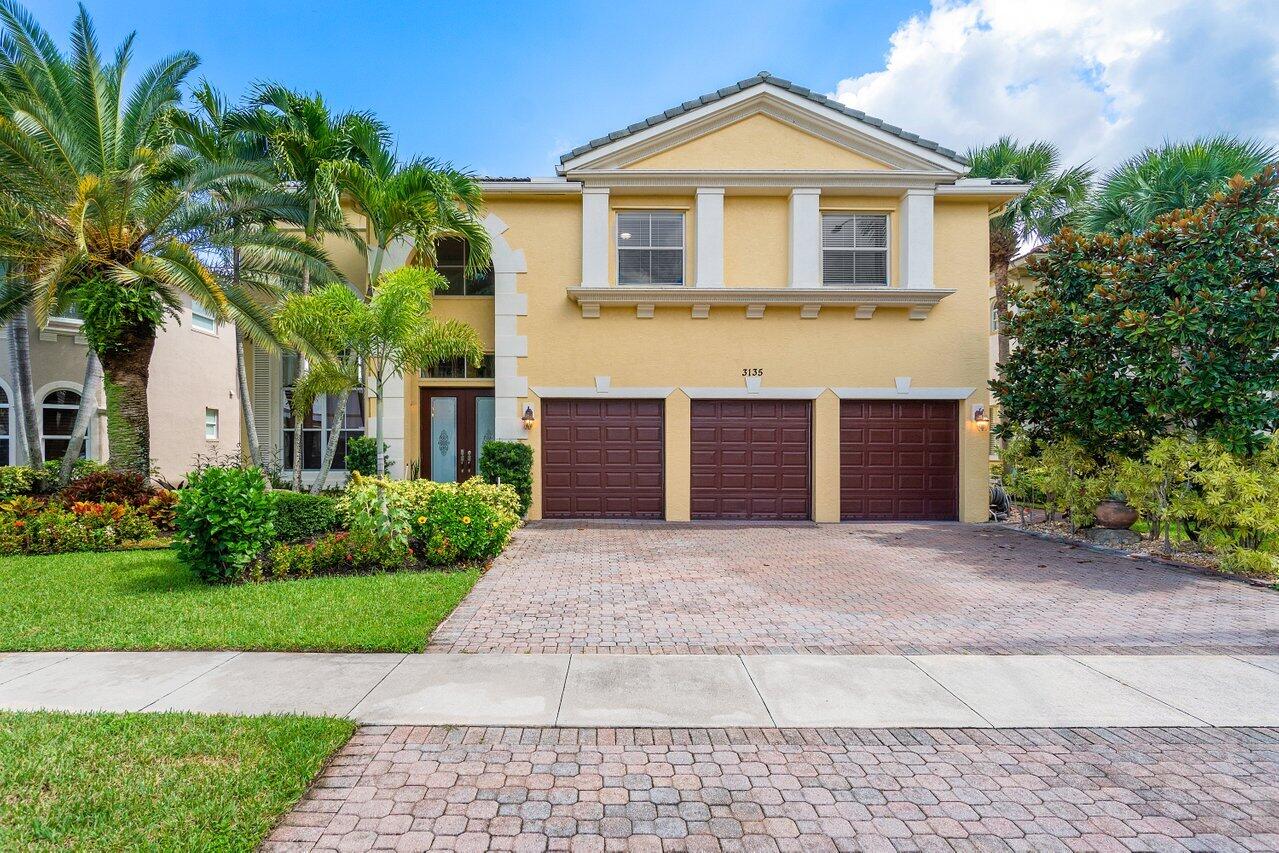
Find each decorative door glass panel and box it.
[475,397,495,468]
[430,396,458,482]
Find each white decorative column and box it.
[581,187,610,288]
[788,188,821,288]
[899,188,935,289]
[486,214,530,440]
[695,188,724,287]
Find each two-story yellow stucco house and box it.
[249,73,1024,523]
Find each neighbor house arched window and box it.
[0,384,10,464]
[41,388,89,461]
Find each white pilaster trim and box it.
[694,187,724,287]
[485,213,531,441]
[581,186,610,288]
[789,188,821,288]
[900,188,935,289]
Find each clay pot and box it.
[1094,499,1138,530]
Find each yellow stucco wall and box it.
[723,196,788,286]
[469,191,991,523]
[626,113,891,171]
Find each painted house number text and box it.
[742,368,764,377]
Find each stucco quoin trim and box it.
[486,213,530,441]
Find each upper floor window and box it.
[421,353,496,380]
[821,213,889,286]
[191,299,217,334]
[617,211,684,285]
[434,238,495,296]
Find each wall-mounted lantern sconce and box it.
[972,404,988,428]
[522,404,535,430]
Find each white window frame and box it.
[820,212,891,287]
[433,238,495,296]
[40,386,91,461]
[204,407,219,440]
[281,353,366,472]
[616,210,685,286]
[191,300,218,335]
[0,380,11,465]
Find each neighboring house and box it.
[1,297,240,482]
[250,72,1024,522]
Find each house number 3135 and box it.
[742,368,764,377]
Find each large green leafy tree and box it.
[274,267,483,477]
[1084,136,1279,235]
[993,169,1279,458]
[964,137,1093,366]
[0,3,336,475]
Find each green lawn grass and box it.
[0,711,353,851]
[0,549,480,652]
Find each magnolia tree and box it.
[274,266,483,482]
[993,168,1279,458]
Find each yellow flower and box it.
[462,516,471,524]
[417,515,427,524]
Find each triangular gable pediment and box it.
[559,76,967,175]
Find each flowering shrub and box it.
[338,474,519,564]
[253,530,408,581]
[0,501,158,555]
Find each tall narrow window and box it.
[821,213,889,286]
[191,300,217,334]
[617,211,684,285]
[281,353,365,470]
[42,389,87,460]
[204,408,219,440]
[0,385,9,464]
[434,238,495,296]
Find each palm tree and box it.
[0,3,337,475]
[1084,136,1279,235]
[964,137,1093,366]
[336,138,491,286]
[232,86,387,488]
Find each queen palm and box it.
[1084,136,1279,235]
[0,3,337,474]
[964,137,1093,366]
[336,137,491,286]
[233,86,387,488]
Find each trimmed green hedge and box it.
[478,440,532,516]
[272,492,338,543]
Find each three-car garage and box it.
[539,396,961,521]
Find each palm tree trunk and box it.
[374,376,386,476]
[290,397,305,491]
[291,206,316,490]
[234,326,265,471]
[369,243,385,290]
[97,327,156,477]
[990,229,1017,368]
[311,390,348,494]
[7,311,42,468]
[58,351,102,485]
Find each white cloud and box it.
[831,0,1279,172]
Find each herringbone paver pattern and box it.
[265,726,1279,851]
[428,523,1278,655]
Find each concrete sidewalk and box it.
[2,651,1277,728]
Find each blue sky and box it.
[29,0,929,176]
[25,1,1279,176]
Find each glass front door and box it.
[421,389,495,482]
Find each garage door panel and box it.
[691,400,811,520]
[542,399,665,519]
[841,400,958,521]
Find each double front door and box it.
[420,389,495,482]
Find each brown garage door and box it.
[541,399,664,518]
[691,399,811,520]
[840,400,958,520]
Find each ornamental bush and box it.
[60,470,152,506]
[343,436,388,477]
[174,466,275,583]
[0,466,35,500]
[254,530,406,581]
[0,501,157,556]
[478,440,533,516]
[994,168,1279,457]
[339,474,520,564]
[272,492,339,542]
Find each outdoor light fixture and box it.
[972,404,988,427]
[522,405,535,430]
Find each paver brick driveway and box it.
[429,522,1277,655]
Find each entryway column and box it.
[788,188,821,288]
[694,188,724,287]
[900,188,935,289]
[581,187,610,288]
